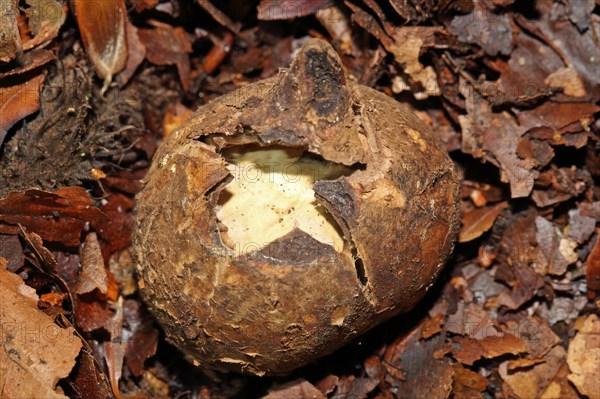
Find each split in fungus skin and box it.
[134,38,460,376]
[216,144,356,255]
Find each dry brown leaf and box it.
[451,333,526,365]
[197,0,241,32]
[314,374,339,396]
[74,296,114,332]
[257,0,333,20]
[512,316,561,360]
[316,6,353,55]
[0,0,22,62]
[528,0,600,101]
[23,0,66,50]
[534,216,577,276]
[76,232,108,295]
[568,207,596,244]
[105,297,125,399]
[71,0,128,92]
[544,66,586,97]
[499,346,566,399]
[0,267,82,398]
[421,312,445,339]
[567,314,600,399]
[452,363,488,398]
[345,2,441,98]
[0,72,45,148]
[162,102,194,139]
[0,48,54,79]
[109,248,137,296]
[586,232,600,295]
[64,349,113,399]
[489,24,561,105]
[446,302,496,339]
[0,234,24,272]
[202,32,234,75]
[448,0,513,56]
[459,201,508,242]
[40,291,68,307]
[116,20,146,87]
[531,167,591,207]
[0,187,109,247]
[507,358,545,370]
[388,28,440,98]
[459,82,536,198]
[122,299,159,376]
[264,378,326,399]
[383,326,453,399]
[516,101,600,137]
[130,0,158,12]
[539,361,580,399]
[96,192,135,256]
[137,23,192,90]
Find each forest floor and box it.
[0,0,599,398]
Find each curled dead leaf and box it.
[0,72,45,148]
[71,0,128,92]
[459,201,508,242]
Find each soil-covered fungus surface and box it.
[0,1,599,398]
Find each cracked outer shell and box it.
[134,39,460,376]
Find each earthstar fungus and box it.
[134,39,460,376]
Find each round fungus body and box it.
[134,39,460,376]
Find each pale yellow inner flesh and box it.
[216,145,350,256]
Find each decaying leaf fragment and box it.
[448,0,513,56]
[499,345,567,399]
[23,0,66,50]
[345,2,441,98]
[0,262,82,398]
[76,232,108,295]
[135,39,460,376]
[0,0,22,62]
[567,314,600,399]
[459,82,537,198]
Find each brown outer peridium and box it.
[134,39,460,376]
